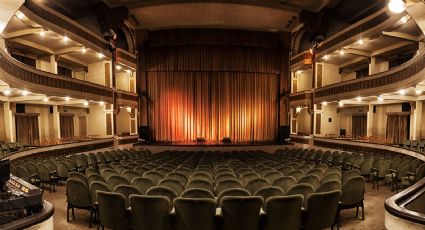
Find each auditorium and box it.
[0,0,424,229]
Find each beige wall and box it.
[36,59,52,73]
[341,72,356,82]
[371,58,389,75]
[116,72,130,92]
[73,71,86,81]
[116,110,131,136]
[293,70,312,92]
[0,106,5,141]
[321,63,340,86]
[319,104,340,136]
[87,104,114,138]
[86,61,110,86]
[297,108,311,135]
[372,104,402,137]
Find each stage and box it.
[133,141,293,154]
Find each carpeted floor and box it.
[43,181,394,230]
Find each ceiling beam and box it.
[55,46,82,55]
[10,38,54,54]
[3,28,44,39]
[344,48,371,57]
[371,41,412,57]
[59,54,88,67]
[382,31,419,42]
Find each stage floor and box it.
[133,142,293,153]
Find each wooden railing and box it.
[314,49,425,103]
[115,90,139,107]
[0,48,114,103]
[115,48,137,69]
[289,90,312,107]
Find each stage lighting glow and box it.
[388,0,405,14]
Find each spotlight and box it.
[83,101,89,106]
[3,89,11,96]
[22,90,29,96]
[65,96,70,101]
[116,65,122,70]
[378,97,384,102]
[388,0,405,14]
[416,90,422,95]
[43,97,49,102]
[322,101,328,106]
[399,89,406,95]
[99,101,104,106]
[338,102,344,107]
[339,50,345,55]
[356,97,362,102]
[63,36,69,42]
[97,53,104,59]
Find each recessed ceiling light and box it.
[39,31,45,36]
[3,89,11,96]
[357,39,364,45]
[125,69,131,74]
[16,11,25,20]
[296,70,303,74]
[399,89,406,95]
[43,97,49,102]
[97,53,104,58]
[339,50,345,55]
[378,96,384,102]
[65,96,70,101]
[356,97,362,102]
[388,0,405,14]
[126,107,132,112]
[81,47,87,53]
[63,36,69,42]
[84,101,89,106]
[322,101,328,106]
[295,107,302,113]
[416,90,422,95]
[338,102,344,107]
[22,90,29,96]
[323,55,329,60]
[116,65,122,70]
[99,101,105,106]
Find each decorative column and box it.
[50,55,58,74]
[52,105,61,139]
[410,101,422,140]
[3,102,15,142]
[366,104,374,137]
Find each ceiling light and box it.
[39,31,45,36]
[3,89,11,96]
[378,96,384,102]
[401,16,408,23]
[116,65,122,70]
[81,47,87,53]
[22,90,29,96]
[357,39,364,45]
[399,89,406,95]
[83,101,89,106]
[16,11,25,20]
[323,55,329,60]
[338,102,344,107]
[125,69,131,74]
[295,107,302,113]
[65,96,70,101]
[356,97,362,102]
[322,101,328,106]
[339,50,345,55]
[99,101,105,106]
[416,90,422,95]
[63,36,69,42]
[126,107,132,113]
[43,97,49,102]
[296,70,303,74]
[388,0,405,14]
[97,53,104,59]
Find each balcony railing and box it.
[0,48,113,103]
[314,49,425,103]
[115,90,139,107]
[289,90,312,107]
[115,48,137,69]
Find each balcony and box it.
[289,90,312,107]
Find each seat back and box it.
[272,176,297,192]
[316,180,342,193]
[217,188,251,207]
[181,188,215,199]
[215,180,243,195]
[263,195,303,230]
[287,183,315,208]
[66,178,91,208]
[147,186,179,208]
[174,198,216,230]
[89,181,111,205]
[114,185,141,207]
[253,186,285,209]
[341,176,365,206]
[130,195,171,230]
[220,196,263,230]
[97,191,129,230]
[186,179,215,193]
[132,176,156,194]
[245,178,270,194]
[107,175,130,190]
[304,191,341,230]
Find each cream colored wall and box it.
[73,71,86,81]
[340,113,352,136]
[116,72,130,91]
[0,107,6,141]
[36,59,52,73]
[116,110,131,136]
[341,72,356,82]
[297,108,311,135]
[294,70,312,92]
[87,104,113,138]
[321,63,340,86]
[372,104,402,137]
[372,58,389,74]
[86,61,110,86]
[319,104,340,136]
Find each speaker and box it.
[16,104,25,113]
[340,129,346,137]
[277,126,290,143]
[402,103,411,112]
[138,126,152,143]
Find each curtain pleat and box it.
[60,115,74,139]
[352,115,367,137]
[15,115,39,146]
[386,114,408,144]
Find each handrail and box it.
[385,177,425,225]
[115,90,139,107]
[289,90,312,101]
[116,48,137,69]
[0,48,114,103]
[314,48,425,103]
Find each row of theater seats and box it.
[403,139,425,152]
[0,141,25,155]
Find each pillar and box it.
[367,104,374,137]
[369,57,376,75]
[50,55,57,74]
[52,105,61,139]
[3,102,14,142]
[410,101,422,140]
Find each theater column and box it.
[3,102,15,142]
[410,101,422,140]
[367,104,374,137]
[52,105,61,139]
[50,55,58,74]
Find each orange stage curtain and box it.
[143,30,280,142]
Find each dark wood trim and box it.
[0,200,54,230]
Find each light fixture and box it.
[39,30,45,36]
[323,55,329,60]
[378,96,384,102]
[116,65,122,70]
[356,97,362,102]
[339,50,345,55]
[81,47,87,53]
[43,97,49,102]
[83,101,89,106]
[97,53,104,59]
[3,89,11,96]
[322,101,328,106]
[63,36,69,42]
[126,107,132,113]
[399,89,406,95]
[295,107,302,113]
[65,96,70,101]
[388,0,405,14]
[99,101,105,106]
[296,70,303,74]
[416,90,422,95]
[16,11,25,20]
[338,101,344,107]
[357,39,364,45]
[21,90,29,96]
[125,69,131,74]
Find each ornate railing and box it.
[115,90,139,107]
[0,49,113,103]
[23,0,109,53]
[289,90,312,107]
[314,49,425,103]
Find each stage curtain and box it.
[15,114,39,146]
[60,115,74,139]
[352,115,367,137]
[143,30,279,142]
[386,114,408,144]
